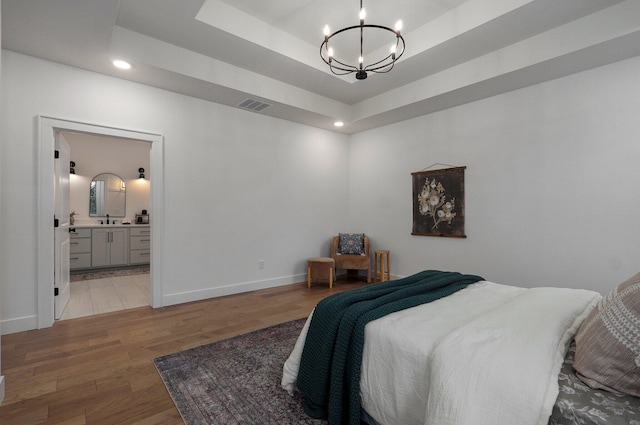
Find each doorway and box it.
[61,131,152,319]
[37,117,164,329]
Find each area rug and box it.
[70,265,150,281]
[153,318,325,425]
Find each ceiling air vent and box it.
[237,98,271,112]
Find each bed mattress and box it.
[357,282,598,425]
[284,280,607,425]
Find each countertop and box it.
[70,223,150,228]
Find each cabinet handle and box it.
[70,242,78,245]
[140,239,150,242]
[70,257,79,260]
[140,252,150,256]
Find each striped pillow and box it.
[574,272,640,397]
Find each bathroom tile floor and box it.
[60,272,150,320]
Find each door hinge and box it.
[54,217,59,228]
[54,287,59,296]
[54,150,60,159]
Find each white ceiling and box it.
[3,0,640,134]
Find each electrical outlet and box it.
[259,260,265,269]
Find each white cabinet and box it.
[71,226,150,269]
[70,228,92,269]
[92,228,129,267]
[129,227,151,265]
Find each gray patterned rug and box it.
[70,265,150,281]
[153,318,326,425]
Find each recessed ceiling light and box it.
[112,59,132,70]
[334,121,344,127]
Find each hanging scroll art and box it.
[411,166,466,238]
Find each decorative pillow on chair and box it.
[574,272,640,397]
[338,233,365,255]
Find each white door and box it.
[54,132,71,319]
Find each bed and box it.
[281,270,640,425]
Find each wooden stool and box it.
[374,250,390,282]
[307,257,335,288]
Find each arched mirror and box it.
[89,173,126,217]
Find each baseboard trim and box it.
[162,274,306,307]
[1,315,38,335]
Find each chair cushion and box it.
[574,272,640,397]
[338,233,365,255]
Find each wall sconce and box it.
[70,161,76,174]
[138,167,145,179]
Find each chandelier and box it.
[320,0,405,80]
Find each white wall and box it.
[0,50,350,333]
[350,55,640,294]
[3,49,640,335]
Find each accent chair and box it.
[330,233,371,283]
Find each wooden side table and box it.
[374,250,390,282]
[307,257,335,288]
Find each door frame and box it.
[37,117,165,328]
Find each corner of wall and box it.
[1,0,5,401]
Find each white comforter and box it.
[282,281,600,425]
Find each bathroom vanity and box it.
[70,225,150,270]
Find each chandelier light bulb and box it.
[395,20,403,34]
[328,47,334,58]
[390,44,397,59]
[359,56,363,64]
[323,24,330,40]
[359,8,366,23]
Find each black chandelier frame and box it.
[320,2,405,80]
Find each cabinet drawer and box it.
[70,253,91,269]
[130,236,150,250]
[70,228,91,238]
[130,250,150,264]
[70,238,91,253]
[130,227,151,237]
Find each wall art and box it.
[411,166,466,238]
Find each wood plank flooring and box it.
[0,278,366,424]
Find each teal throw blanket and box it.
[296,269,484,425]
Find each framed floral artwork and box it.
[411,166,466,238]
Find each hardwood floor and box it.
[0,278,366,424]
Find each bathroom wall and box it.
[63,131,151,224]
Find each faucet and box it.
[106,214,110,224]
